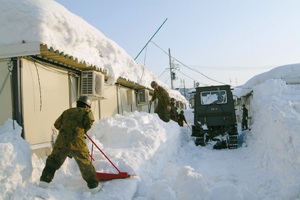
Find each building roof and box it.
[0,0,187,103]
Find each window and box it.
[200,90,227,105]
[136,89,149,106]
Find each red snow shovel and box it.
[85,133,133,181]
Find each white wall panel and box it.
[22,59,69,146]
[0,59,12,124]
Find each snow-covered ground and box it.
[1,76,300,200]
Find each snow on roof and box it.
[243,63,300,87]
[0,0,153,85]
[0,0,187,102]
[233,63,300,97]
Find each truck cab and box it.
[192,85,238,149]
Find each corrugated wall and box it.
[22,59,70,155]
[1,57,155,157]
[0,59,13,124]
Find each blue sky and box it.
[55,0,300,88]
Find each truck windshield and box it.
[200,90,227,105]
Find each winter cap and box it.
[150,81,158,88]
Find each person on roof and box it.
[39,96,101,194]
[149,81,171,122]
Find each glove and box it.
[167,106,171,111]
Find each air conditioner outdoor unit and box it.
[81,71,104,98]
[136,89,149,106]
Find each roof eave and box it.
[0,42,40,59]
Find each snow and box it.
[233,63,300,97]
[1,73,300,199]
[1,0,300,199]
[0,0,144,85]
[0,0,186,103]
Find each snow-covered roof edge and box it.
[233,63,300,97]
[0,0,187,102]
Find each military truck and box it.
[191,85,238,149]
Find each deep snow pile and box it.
[245,79,300,199]
[0,79,300,200]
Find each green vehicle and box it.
[191,85,238,149]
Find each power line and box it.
[151,41,227,85]
[174,58,227,85]
[188,65,276,70]
[158,69,168,78]
[176,70,206,86]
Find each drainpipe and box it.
[10,57,25,139]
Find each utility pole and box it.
[168,48,174,89]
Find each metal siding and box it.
[69,74,79,108]
[0,60,13,124]
[22,59,69,146]
[99,83,118,119]
[90,98,100,122]
[119,87,134,113]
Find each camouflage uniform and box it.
[178,111,187,127]
[150,85,170,122]
[40,107,99,189]
[242,105,248,130]
[170,102,178,122]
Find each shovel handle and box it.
[85,133,122,173]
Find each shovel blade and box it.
[96,172,132,181]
